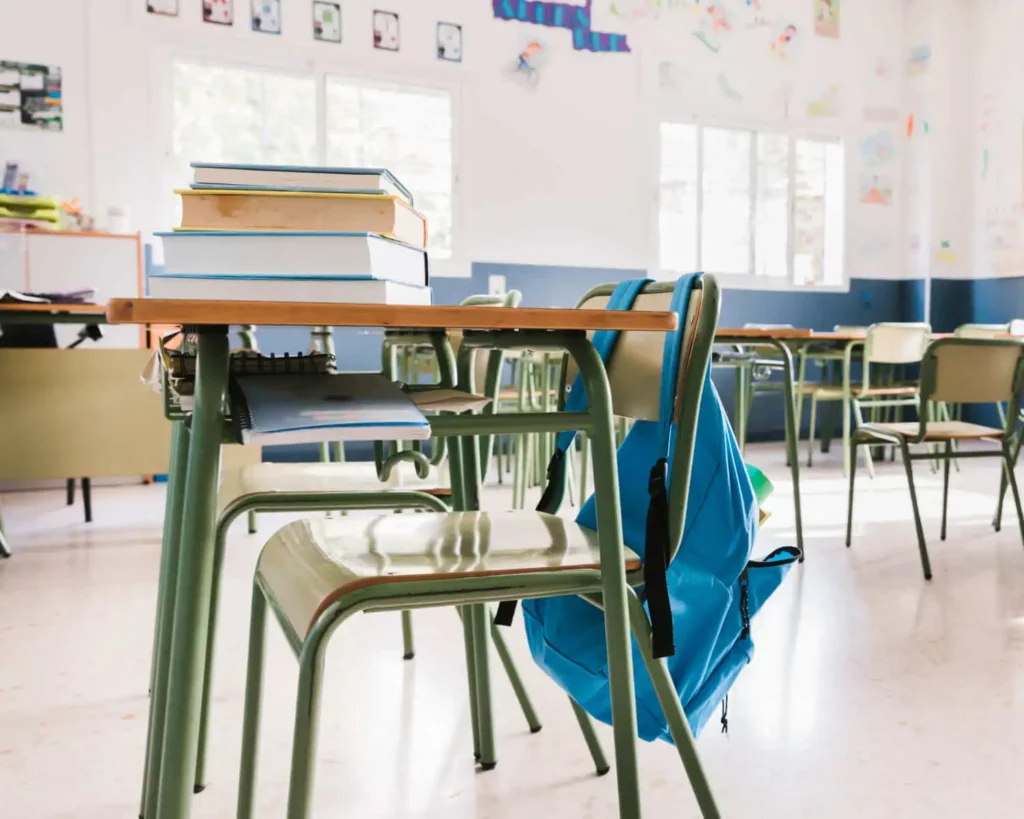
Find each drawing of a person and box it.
[518,41,544,71]
[772,24,797,58]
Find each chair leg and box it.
[852,400,875,479]
[994,435,1022,532]
[899,441,933,580]
[81,478,92,523]
[734,366,747,456]
[401,610,415,660]
[569,697,610,776]
[846,440,858,548]
[461,608,481,761]
[247,510,258,534]
[941,441,952,541]
[285,634,327,819]
[579,432,590,507]
[236,587,268,819]
[66,477,75,505]
[488,615,542,733]
[626,591,721,818]
[1002,448,1024,547]
[470,604,497,769]
[807,395,818,467]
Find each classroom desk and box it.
[107,298,677,819]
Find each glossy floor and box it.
[3,444,1024,817]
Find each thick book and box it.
[156,231,428,288]
[190,162,413,204]
[229,372,431,445]
[147,273,432,305]
[177,189,426,248]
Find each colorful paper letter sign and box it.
[492,0,630,53]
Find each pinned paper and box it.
[814,0,839,38]
[860,174,893,206]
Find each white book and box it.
[147,274,432,305]
[229,372,431,445]
[155,231,428,288]
[190,162,413,203]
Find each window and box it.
[168,59,457,265]
[326,78,453,258]
[659,122,844,286]
[171,60,316,190]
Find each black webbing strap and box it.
[644,458,675,659]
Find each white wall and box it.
[1,0,910,282]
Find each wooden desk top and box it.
[0,302,107,319]
[716,328,815,340]
[105,299,678,332]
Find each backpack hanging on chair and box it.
[506,273,801,742]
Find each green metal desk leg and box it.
[772,340,804,558]
[141,421,191,818]
[154,327,229,819]
[569,336,642,817]
[470,603,496,769]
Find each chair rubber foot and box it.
[474,752,481,761]
[596,766,611,777]
[403,652,415,661]
[529,725,543,734]
[480,761,497,771]
[193,784,206,794]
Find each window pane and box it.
[755,134,789,278]
[326,78,453,258]
[794,139,829,285]
[822,141,845,286]
[171,61,315,189]
[702,128,752,275]
[659,123,698,272]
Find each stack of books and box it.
[0,191,59,229]
[151,163,431,305]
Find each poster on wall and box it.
[373,10,400,51]
[147,0,179,15]
[492,0,630,54]
[693,4,732,53]
[0,62,63,132]
[251,0,281,33]
[807,84,841,117]
[860,174,893,206]
[813,0,839,38]
[437,22,463,62]
[313,2,341,42]
[203,0,233,25]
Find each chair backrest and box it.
[918,338,1024,408]
[567,276,721,551]
[833,325,866,333]
[954,323,1008,340]
[864,322,931,365]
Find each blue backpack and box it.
[512,274,800,741]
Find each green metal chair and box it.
[846,337,1024,580]
[807,322,930,476]
[235,276,724,819]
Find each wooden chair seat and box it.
[257,512,642,640]
[857,421,1003,442]
[812,384,918,399]
[218,461,446,514]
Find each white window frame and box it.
[653,113,847,292]
[155,47,467,277]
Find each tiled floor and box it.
[4,444,1024,817]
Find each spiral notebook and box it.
[228,372,431,445]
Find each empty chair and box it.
[846,337,1024,579]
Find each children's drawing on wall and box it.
[907,45,931,75]
[934,240,957,263]
[738,0,771,28]
[770,23,798,61]
[251,0,281,34]
[807,84,841,117]
[147,0,179,15]
[373,10,399,51]
[203,0,233,25]
[860,131,897,168]
[312,2,341,42]
[874,56,890,78]
[437,22,463,62]
[511,40,547,87]
[694,4,732,53]
[860,174,893,206]
[607,0,691,21]
[813,0,839,38]
[717,72,742,102]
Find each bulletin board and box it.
[0,60,63,131]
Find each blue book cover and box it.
[229,372,430,444]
